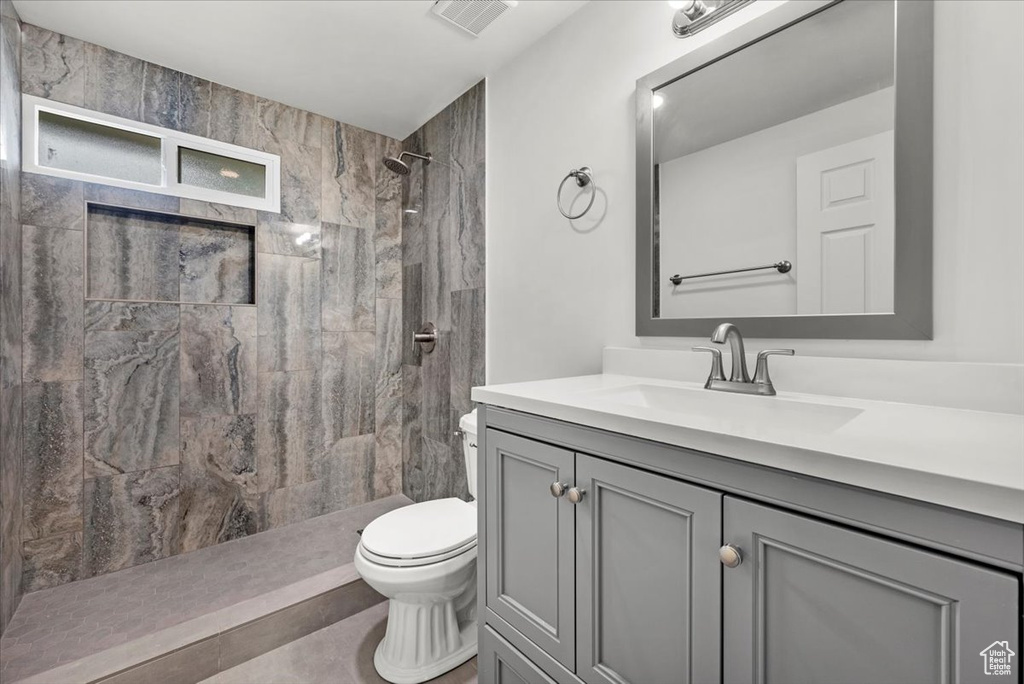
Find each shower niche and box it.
[85,203,256,306]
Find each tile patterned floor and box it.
[0,495,409,683]
[201,601,478,684]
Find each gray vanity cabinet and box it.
[481,413,1021,684]
[722,498,1020,684]
[485,430,577,670]
[481,626,559,684]
[575,454,722,684]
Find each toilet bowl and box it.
[354,410,480,684]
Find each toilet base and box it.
[372,598,478,684]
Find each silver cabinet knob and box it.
[719,544,743,568]
[567,487,586,504]
[550,482,568,498]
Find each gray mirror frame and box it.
[636,0,933,339]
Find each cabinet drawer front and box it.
[485,430,576,670]
[723,497,1020,684]
[481,626,567,684]
[576,454,723,684]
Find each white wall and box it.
[658,88,894,319]
[487,1,1024,384]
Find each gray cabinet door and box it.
[722,497,1020,684]
[575,454,723,684]
[485,430,576,670]
[481,626,561,684]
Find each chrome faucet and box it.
[693,323,794,396]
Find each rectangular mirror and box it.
[636,0,934,339]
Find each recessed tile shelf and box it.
[85,202,256,306]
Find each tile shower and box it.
[4,22,418,600]
[0,11,485,650]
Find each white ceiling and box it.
[12,0,588,139]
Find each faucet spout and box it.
[711,322,750,382]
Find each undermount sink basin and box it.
[586,384,863,434]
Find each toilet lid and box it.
[360,498,477,560]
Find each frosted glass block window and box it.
[38,110,163,185]
[178,147,266,198]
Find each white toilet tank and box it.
[459,410,479,500]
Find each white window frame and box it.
[22,94,281,213]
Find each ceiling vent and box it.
[431,0,517,37]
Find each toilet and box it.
[354,410,479,684]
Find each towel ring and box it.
[557,166,596,219]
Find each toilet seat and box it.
[360,498,477,568]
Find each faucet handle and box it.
[753,349,795,392]
[692,346,726,385]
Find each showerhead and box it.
[383,151,432,176]
[383,156,410,175]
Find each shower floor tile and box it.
[200,601,478,684]
[0,495,409,684]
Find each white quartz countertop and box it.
[472,374,1024,523]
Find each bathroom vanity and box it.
[472,367,1023,684]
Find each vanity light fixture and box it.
[671,0,754,37]
[219,168,240,179]
[652,93,665,109]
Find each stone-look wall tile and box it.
[401,133,425,267]
[452,80,485,172]
[22,174,84,231]
[321,122,376,230]
[180,305,256,417]
[256,98,322,151]
[83,183,180,213]
[417,437,463,504]
[84,330,180,477]
[22,532,82,592]
[401,365,422,502]
[257,370,321,492]
[0,384,23,630]
[23,224,84,383]
[179,414,257,553]
[85,301,179,332]
[257,254,321,373]
[421,108,453,331]
[321,223,374,333]
[375,136,403,300]
[374,299,403,498]
[402,263,423,367]
[256,141,321,259]
[20,24,85,105]
[141,62,180,130]
[209,84,256,148]
[420,331,451,443]
[259,434,374,530]
[82,466,180,578]
[179,199,257,226]
[1,0,22,633]
[451,160,486,291]
[179,221,255,304]
[322,332,375,442]
[87,206,180,302]
[316,433,376,512]
[84,43,145,121]
[450,288,485,416]
[22,381,84,540]
[177,74,212,138]
[401,80,484,505]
